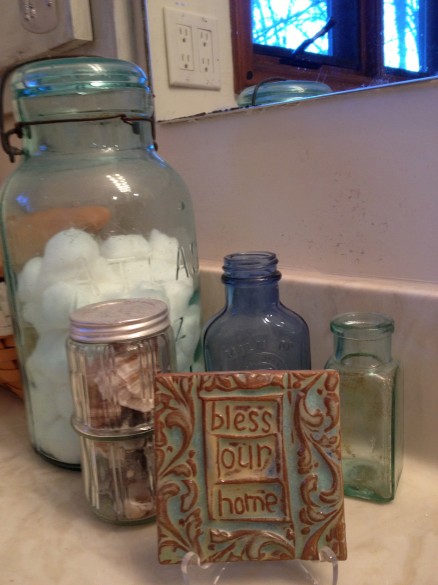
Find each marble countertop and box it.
[1,388,437,585]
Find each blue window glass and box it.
[252,0,426,75]
[384,0,422,72]
[252,0,329,55]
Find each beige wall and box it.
[157,79,438,283]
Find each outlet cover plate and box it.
[164,6,221,90]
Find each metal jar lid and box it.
[69,298,170,343]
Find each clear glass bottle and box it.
[203,252,311,371]
[0,57,201,468]
[325,312,403,502]
[67,298,176,524]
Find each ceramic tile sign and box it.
[155,370,347,565]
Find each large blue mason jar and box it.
[203,252,311,371]
[0,57,202,468]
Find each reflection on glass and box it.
[106,173,132,193]
[252,0,424,74]
[252,0,329,55]
[384,0,420,71]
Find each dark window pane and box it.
[252,0,330,55]
[251,1,360,69]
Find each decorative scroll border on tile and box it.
[155,370,347,564]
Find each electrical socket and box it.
[176,23,194,71]
[198,28,213,74]
[164,6,221,90]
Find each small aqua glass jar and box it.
[202,252,311,371]
[325,312,404,502]
[0,57,201,468]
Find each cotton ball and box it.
[22,301,50,335]
[176,349,192,373]
[88,254,145,299]
[163,278,194,323]
[29,384,58,427]
[17,256,43,302]
[129,283,167,304]
[26,331,70,386]
[149,229,179,261]
[73,284,103,310]
[40,228,100,288]
[100,234,151,260]
[88,256,115,287]
[149,231,179,283]
[149,258,177,284]
[41,281,76,330]
[93,279,131,302]
[72,257,115,307]
[40,417,81,464]
[117,259,153,289]
[105,257,153,292]
[191,359,204,372]
[55,383,75,420]
[173,304,201,370]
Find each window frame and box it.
[230,0,431,95]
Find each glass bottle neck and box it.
[222,251,282,311]
[225,279,280,309]
[330,313,394,367]
[333,333,392,366]
[21,118,155,157]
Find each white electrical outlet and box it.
[198,29,213,74]
[176,24,194,71]
[164,6,221,90]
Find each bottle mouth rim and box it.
[12,57,150,98]
[330,312,394,338]
[222,251,281,281]
[10,57,154,123]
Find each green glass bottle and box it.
[325,312,403,502]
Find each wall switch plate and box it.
[164,6,221,90]
[1,0,92,70]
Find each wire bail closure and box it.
[0,56,158,163]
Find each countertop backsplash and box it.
[200,262,438,465]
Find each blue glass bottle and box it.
[203,252,311,371]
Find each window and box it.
[230,0,438,95]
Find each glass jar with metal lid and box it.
[67,297,175,524]
[0,56,201,469]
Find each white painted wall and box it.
[157,79,438,284]
[146,0,237,121]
